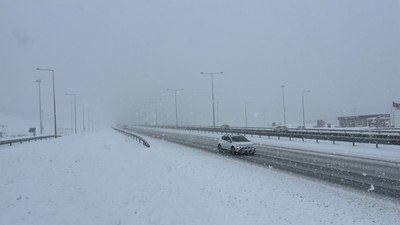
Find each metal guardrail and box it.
[143,125,400,148]
[154,125,400,135]
[113,127,150,148]
[0,135,58,146]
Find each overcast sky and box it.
[1,0,399,129]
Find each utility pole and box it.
[200,71,223,128]
[36,79,44,135]
[244,101,250,128]
[36,68,57,137]
[302,90,311,128]
[215,101,220,125]
[281,85,287,126]
[167,89,183,127]
[79,104,85,133]
[151,98,162,126]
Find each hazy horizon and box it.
[1,0,399,129]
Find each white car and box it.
[217,134,256,155]
[273,126,288,132]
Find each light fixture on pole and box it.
[37,68,57,138]
[200,71,223,128]
[35,79,43,135]
[167,89,184,127]
[65,93,77,134]
[302,90,311,128]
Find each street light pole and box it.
[200,71,223,128]
[244,101,250,128]
[281,85,287,126]
[151,98,162,126]
[37,68,57,138]
[302,90,311,128]
[65,93,77,134]
[87,112,91,131]
[36,79,43,135]
[215,101,220,125]
[167,89,183,127]
[79,104,85,133]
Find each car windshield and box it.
[231,136,250,142]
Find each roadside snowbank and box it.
[1,129,399,225]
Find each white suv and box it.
[217,134,256,155]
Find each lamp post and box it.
[79,104,85,133]
[65,93,77,134]
[87,112,91,131]
[151,98,162,126]
[35,79,43,135]
[167,89,183,127]
[244,101,250,128]
[37,68,57,138]
[281,85,287,126]
[215,100,220,125]
[302,90,311,128]
[200,71,223,128]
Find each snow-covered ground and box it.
[1,129,399,225]
[140,127,400,162]
[0,113,39,138]
[0,112,74,139]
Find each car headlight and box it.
[236,146,240,150]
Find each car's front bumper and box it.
[235,147,256,154]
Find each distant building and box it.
[316,120,326,128]
[337,114,391,128]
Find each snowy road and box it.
[1,129,399,225]
[136,126,400,162]
[126,126,400,197]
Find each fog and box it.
[1,0,399,129]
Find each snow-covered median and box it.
[0,129,399,225]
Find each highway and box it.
[152,125,400,147]
[123,126,400,198]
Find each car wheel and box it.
[218,144,223,153]
[230,146,236,154]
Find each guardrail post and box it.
[352,140,355,146]
[289,136,291,141]
[316,139,318,143]
[375,142,378,148]
[333,140,335,144]
[302,137,304,142]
